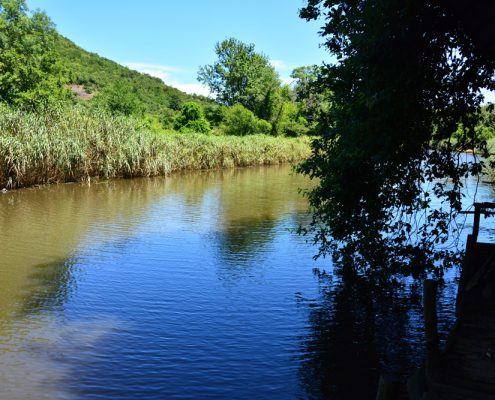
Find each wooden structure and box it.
[409,202,495,399]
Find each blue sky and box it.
[28,0,331,96]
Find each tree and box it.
[174,101,210,134]
[290,65,331,133]
[298,0,495,282]
[197,38,280,119]
[269,84,306,136]
[168,93,182,111]
[0,0,66,108]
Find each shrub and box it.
[141,114,164,134]
[222,103,272,136]
[203,103,226,127]
[257,119,272,135]
[174,102,210,134]
[284,116,310,137]
[159,108,176,129]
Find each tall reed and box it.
[0,105,310,189]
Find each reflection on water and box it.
[298,155,495,399]
[298,272,460,399]
[0,164,492,399]
[0,315,124,400]
[21,259,77,316]
[0,166,323,399]
[298,274,422,399]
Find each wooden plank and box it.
[424,280,439,367]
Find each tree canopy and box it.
[291,65,331,134]
[197,37,280,120]
[298,0,495,281]
[0,0,66,108]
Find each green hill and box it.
[55,35,213,118]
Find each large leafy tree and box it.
[298,0,495,281]
[0,0,66,109]
[291,65,331,133]
[198,37,280,120]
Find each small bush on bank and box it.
[174,102,211,134]
[221,104,272,136]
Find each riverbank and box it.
[0,106,311,190]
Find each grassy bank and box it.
[0,106,310,189]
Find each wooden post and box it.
[424,279,439,367]
[473,203,481,241]
[456,233,475,318]
[375,374,399,400]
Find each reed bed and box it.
[0,106,310,189]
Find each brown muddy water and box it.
[0,164,492,399]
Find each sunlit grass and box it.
[0,105,310,189]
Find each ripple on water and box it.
[0,165,492,399]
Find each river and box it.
[0,164,493,399]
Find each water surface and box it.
[0,164,493,399]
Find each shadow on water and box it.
[298,271,458,399]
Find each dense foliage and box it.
[103,80,144,116]
[198,38,323,137]
[0,1,321,138]
[291,65,331,134]
[299,0,495,281]
[174,102,211,134]
[198,38,280,120]
[221,104,272,136]
[54,35,216,126]
[55,32,318,137]
[0,0,66,108]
